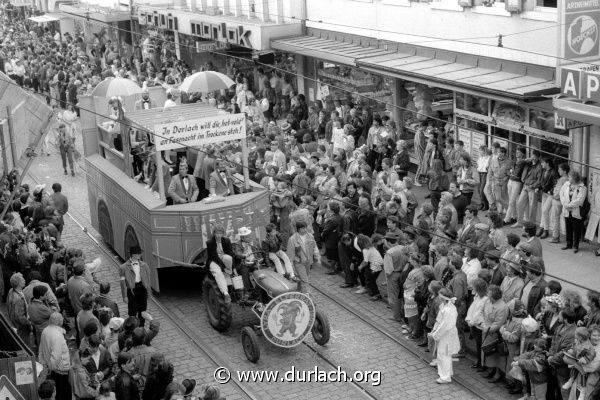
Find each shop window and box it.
[316,62,392,115]
[530,137,569,168]
[536,0,556,6]
[491,127,526,157]
[529,109,568,136]
[491,101,526,127]
[455,92,489,116]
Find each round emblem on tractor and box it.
[260,292,316,348]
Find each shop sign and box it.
[563,0,600,61]
[561,66,600,102]
[554,112,589,129]
[190,21,252,49]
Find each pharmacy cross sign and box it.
[0,375,25,400]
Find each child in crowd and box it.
[513,338,548,400]
[97,381,115,400]
[562,327,596,393]
[262,223,295,280]
[356,234,383,300]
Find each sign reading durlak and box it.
[154,113,246,151]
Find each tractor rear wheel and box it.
[311,309,331,345]
[241,326,261,363]
[203,277,232,332]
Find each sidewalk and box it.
[409,185,598,297]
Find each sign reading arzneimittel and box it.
[564,0,600,62]
[154,113,246,151]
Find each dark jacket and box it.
[206,236,234,271]
[523,277,547,317]
[262,234,283,254]
[522,161,544,188]
[341,209,357,234]
[547,323,576,379]
[321,214,342,251]
[539,168,558,194]
[95,294,120,317]
[115,369,140,400]
[357,210,375,237]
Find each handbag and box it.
[482,330,499,356]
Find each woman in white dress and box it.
[430,287,461,384]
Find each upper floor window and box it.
[536,0,556,6]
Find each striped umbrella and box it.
[91,77,143,98]
[178,71,235,93]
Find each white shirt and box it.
[91,350,101,369]
[477,155,491,173]
[131,261,141,283]
[461,257,481,289]
[459,168,468,192]
[163,99,177,109]
[182,176,189,192]
[363,247,383,272]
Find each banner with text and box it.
[154,113,246,151]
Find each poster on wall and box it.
[471,132,487,162]
[14,360,34,385]
[458,127,472,155]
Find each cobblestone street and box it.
[15,112,498,400]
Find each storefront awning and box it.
[358,47,559,100]
[272,34,560,100]
[9,0,32,6]
[271,35,393,66]
[554,98,600,126]
[28,13,62,23]
[59,4,130,22]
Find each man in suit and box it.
[84,333,114,381]
[168,161,199,204]
[200,147,216,198]
[119,246,152,327]
[134,88,157,110]
[206,224,235,302]
[209,160,235,197]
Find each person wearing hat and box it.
[520,258,547,317]
[485,250,506,287]
[28,183,47,230]
[67,261,92,315]
[499,259,525,304]
[106,317,124,360]
[119,245,151,327]
[286,220,321,293]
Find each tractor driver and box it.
[206,223,235,303]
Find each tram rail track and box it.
[309,282,492,400]
[26,166,383,400]
[26,169,263,400]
